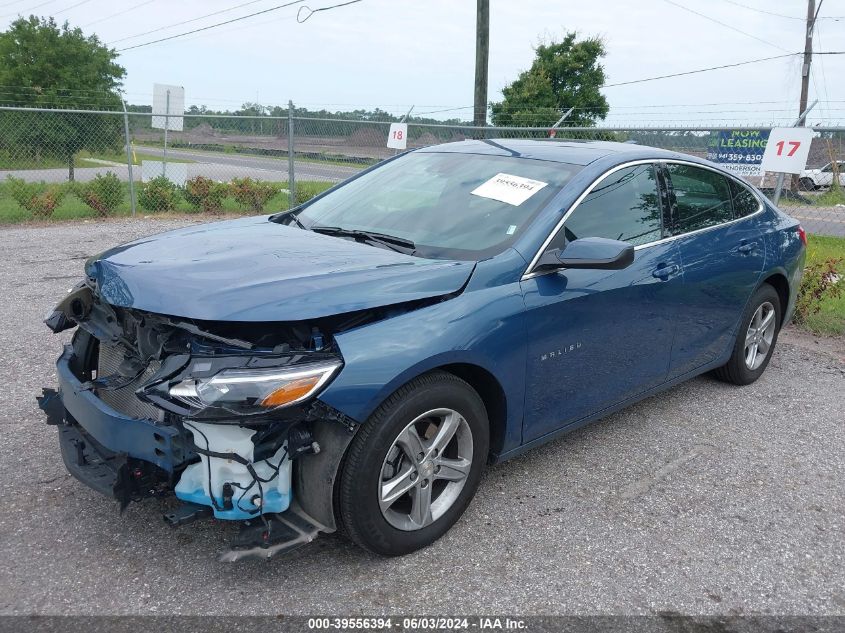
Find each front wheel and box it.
[713,284,781,385]
[799,177,817,191]
[337,371,489,556]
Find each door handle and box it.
[652,264,680,280]
[737,241,758,254]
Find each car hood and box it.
[84,216,475,321]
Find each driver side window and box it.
[547,163,663,251]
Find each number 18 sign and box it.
[760,127,815,174]
[387,122,408,150]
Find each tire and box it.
[799,177,816,192]
[713,284,782,386]
[337,370,489,556]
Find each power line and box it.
[605,53,794,87]
[605,52,845,88]
[132,6,297,50]
[0,0,28,9]
[661,0,791,52]
[716,0,803,20]
[296,0,362,23]
[115,0,306,51]
[108,0,271,43]
[52,0,93,15]
[720,1,842,21]
[1,0,55,18]
[82,0,154,27]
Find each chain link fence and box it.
[1,105,843,236]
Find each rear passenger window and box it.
[554,163,663,248]
[667,164,733,233]
[729,179,761,218]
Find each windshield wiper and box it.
[275,209,306,229]
[310,225,416,253]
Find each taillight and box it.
[797,225,807,246]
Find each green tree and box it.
[490,33,609,128]
[0,16,126,180]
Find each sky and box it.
[1,0,843,126]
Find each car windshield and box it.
[287,150,582,260]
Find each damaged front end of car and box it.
[38,279,362,561]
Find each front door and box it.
[520,162,684,443]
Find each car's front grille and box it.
[96,344,165,422]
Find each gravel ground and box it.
[0,218,843,616]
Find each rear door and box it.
[520,162,684,442]
[663,162,766,378]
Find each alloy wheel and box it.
[378,408,473,531]
[744,301,776,370]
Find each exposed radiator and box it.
[96,344,165,422]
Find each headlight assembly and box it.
[167,359,342,418]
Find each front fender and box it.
[317,270,527,455]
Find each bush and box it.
[184,176,228,213]
[794,257,844,323]
[295,181,328,206]
[6,176,66,218]
[139,176,181,212]
[229,177,281,212]
[80,172,123,217]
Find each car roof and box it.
[417,138,687,167]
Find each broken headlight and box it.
[167,359,342,418]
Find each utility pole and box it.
[473,0,489,129]
[792,0,821,190]
[797,0,816,127]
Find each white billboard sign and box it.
[152,83,185,131]
[760,127,815,175]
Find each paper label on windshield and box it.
[470,173,548,206]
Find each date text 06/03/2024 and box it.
[306,617,528,630]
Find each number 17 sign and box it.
[760,127,815,174]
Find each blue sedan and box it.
[40,139,806,560]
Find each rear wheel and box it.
[713,284,781,385]
[337,371,489,556]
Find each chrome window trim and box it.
[521,158,765,281]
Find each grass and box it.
[778,186,845,208]
[0,179,333,224]
[801,234,845,336]
[813,187,845,207]
[1,149,195,170]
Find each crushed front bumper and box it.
[46,344,191,474]
[38,344,190,507]
[39,339,358,560]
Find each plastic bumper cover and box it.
[50,344,189,473]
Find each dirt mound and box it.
[414,132,441,147]
[188,122,217,138]
[348,127,386,147]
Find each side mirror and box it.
[535,237,635,272]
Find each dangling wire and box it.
[297,0,363,23]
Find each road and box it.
[0,218,843,616]
[786,208,845,238]
[135,145,364,182]
[0,147,363,185]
